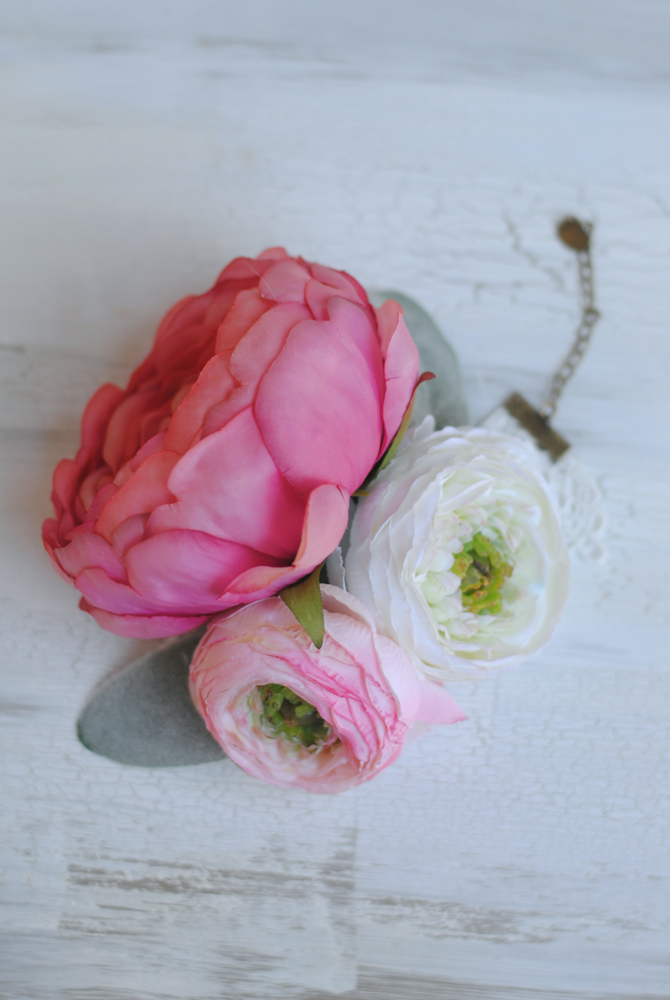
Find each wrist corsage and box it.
[46,235,585,794]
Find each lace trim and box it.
[481,407,607,565]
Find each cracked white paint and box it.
[1,3,669,998]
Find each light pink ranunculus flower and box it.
[42,249,419,638]
[189,585,464,794]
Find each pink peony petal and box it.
[138,404,171,447]
[111,513,148,557]
[163,354,236,453]
[102,389,163,474]
[151,322,216,379]
[257,247,290,261]
[44,250,423,649]
[255,319,382,494]
[84,482,119,523]
[95,450,180,543]
[373,299,399,358]
[56,531,126,582]
[328,297,385,408]
[151,293,203,349]
[76,383,126,470]
[217,563,301,603]
[230,301,310,389]
[42,519,76,584]
[203,281,252,331]
[52,458,84,518]
[215,255,274,284]
[259,259,311,303]
[309,264,368,305]
[304,280,333,321]
[293,483,350,572]
[129,430,167,472]
[305,279,363,321]
[200,384,255,439]
[125,529,282,611]
[65,522,96,541]
[114,431,168,489]
[215,287,273,353]
[75,567,170,615]
[378,302,420,451]
[81,599,209,638]
[149,407,305,560]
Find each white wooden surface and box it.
[1,3,670,997]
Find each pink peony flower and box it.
[189,585,465,794]
[43,249,419,637]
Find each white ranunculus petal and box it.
[345,427,570,681]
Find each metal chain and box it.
[539,221,601,420]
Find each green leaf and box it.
[279,562,325,648]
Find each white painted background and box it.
[1,3,669,997]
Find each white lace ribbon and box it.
[481,406,607,565]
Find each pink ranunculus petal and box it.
[255,319,382,494]
[259,259,311,303]
[150,407,305,559]
[188,586,463,794]
[415,681,467,725]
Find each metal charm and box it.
[503,217,601,459]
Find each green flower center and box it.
[257,684,332,748]
[451,532,514,615]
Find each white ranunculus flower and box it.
[345,418,570,681]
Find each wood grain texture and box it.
[1,3,669,997]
